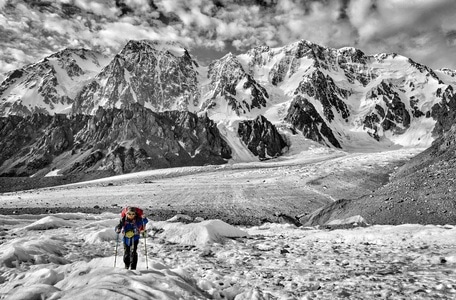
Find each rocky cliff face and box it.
[285,95,341,148]
[238,115,287,160]
[0,105,231,177]
[202,53,269,116]
[0,113,87,176]
[73,40,201,114]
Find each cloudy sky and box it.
[1,0,456,81]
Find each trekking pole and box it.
[143,218,148,270]
[144,232,148,269]
[114,233,119,268]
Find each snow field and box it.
[0,213,455,299]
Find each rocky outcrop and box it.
[431,85,456,136]
[285,95,341,148]
[294,69,350,122]
[0,113,87,176]
[204,53,269,115]
[362,80,414,139]
[0,105,231,177]
[238,115,288,160]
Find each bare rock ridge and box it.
[0,104,232,177]
[238,115,288,160]
[285,95,341,148]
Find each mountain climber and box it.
[115,206,148,270]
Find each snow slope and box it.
[0,213,455,299]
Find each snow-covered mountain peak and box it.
[73,39,200,114]
[120,39,189,59]
[48,47,111,72]
[0,48,109,116]
[1,38,456,154]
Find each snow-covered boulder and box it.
[158,219,249,246]
[324,215,369,229]
[84,228,117,244]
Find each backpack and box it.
[120,206,145,218]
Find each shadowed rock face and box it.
[0,104,231,177]
[285,95,341,148]
[238,115,288,160]
[431,85,456,136]
[294,69,351,123]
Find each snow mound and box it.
[0,238,68,268]
[158,219,249,246]
[50,265,210,300]
[8,268,61,290]
[1,214,456,300]
[5,283,60,300]
[166,214,194,223]
[24,216,73,231]
[326,215,369,227]
[84,228,117,244]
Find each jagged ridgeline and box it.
[0,105,232,177]
[0,39,456,177]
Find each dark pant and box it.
[124,239,139,270]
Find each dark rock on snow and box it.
[238,115,287,160]
[0,104,231,178]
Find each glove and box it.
[141,230,147,238]
[115,226,121,234]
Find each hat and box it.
[127,207,137,214]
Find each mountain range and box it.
[2,40,455,146]
[1,39,456,225]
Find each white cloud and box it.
[276,0,303,13]
[74,0,119,18]
[345,0,456,68]
[347,0,456,41]
[95,22,163,49]
[43,16,75,35]
[124,0,152,12]
[1,0,456,75]
[0,60,17,78]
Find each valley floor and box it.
[0,147,421,225]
